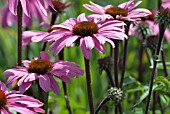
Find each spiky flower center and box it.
[28,60,52,75]
[73,21,98,37]
[0,90,7,108]
[105,7,128,18]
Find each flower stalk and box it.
[59,49,72,114]
[161,50,168,77]
[84,57,94,114]
[120,22,130,89]
[145,24,165,114]
[17,1,22,66]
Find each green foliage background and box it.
[0,0,170,114]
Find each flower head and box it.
[8,0,55,17]
[83,0,151,23]
[0,80,44,114]
[1,2,48,28]
[47,13,127,59]
[3,51,84,95]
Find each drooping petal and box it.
[39,75,50,92]
[20,0,30,16]
[19,82,32,93]
[84,36,95,50]
[80,38,92,59]
[36,0,47,16]
[8,0,18,15]
[49,76,60,95]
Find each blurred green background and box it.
[1,0,170,114]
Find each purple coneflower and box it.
[0,3,48,28]
[8,0,55,16]
[0,80,44,114]
[47,13,127,59]
[83,0,151,22]
[3,51,84,95]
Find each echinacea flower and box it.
[0,80,44,114]
[0,3,48,28]
[83,0,151,23]
[46,13,127,59]
[3,51,84,95]
[8,0,55,16]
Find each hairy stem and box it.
[84,58,94,114]
[17,1,22,66]
[145,24,165,114]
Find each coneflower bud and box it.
[155,7,170,28]
[135,22,153,40]
[143,35,162,56]
[107,87,123,104]
[98,56,114,73]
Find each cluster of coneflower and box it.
[0,0,170,114]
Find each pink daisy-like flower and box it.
[8,0,55,16]
[1,2,48,28]
[46,13,127,59]
[3,51,84,95]
[83,0,151,22]
[0,80,44,114]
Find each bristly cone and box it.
[155,7,170,28]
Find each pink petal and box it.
[39,74,50,92]
[80,38,92,60]
[58,76,71,83]
[24,73,38,82]
[84,36,95,50]
[40,51,50,60]
[77,13,88,22]
[19,82,32,93]
[20,0,30,16]
[49,76,60,95]
[8,0,18,15]
[36,0,47,16]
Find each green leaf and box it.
[134,84,158,107]
[123,76,137,86]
